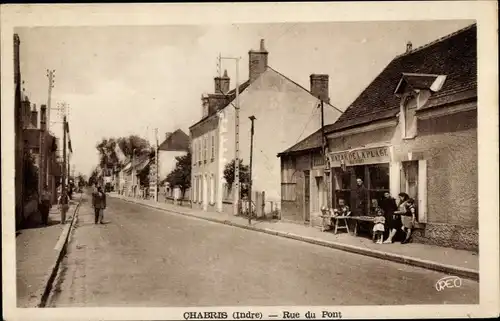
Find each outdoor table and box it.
[348,216,376,236]
[319,213,351,234]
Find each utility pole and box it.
[320,100,331,208]
[46,69,55,133]
[62,115,67,201]
[154,128,159,202]
[248,116,256,225]
[219,55,241,216]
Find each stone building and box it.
[278,24,477,251]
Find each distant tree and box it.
[88,167,100,187]
[95,135,151,172]
[166,152,191,201]
[223,159,250,197]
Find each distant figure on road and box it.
[92,186,107,224]
[38,185,52,225]
[58,191,70,224]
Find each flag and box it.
[68,140,73,153]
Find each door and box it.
[304,170,310,222]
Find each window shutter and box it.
[417,160,427,223]
[389,161,401,197]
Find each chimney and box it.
[248,39,268,82]
[310,74,330,103]
[214,70,230,94]
[30,104,38,128]
[406,41,413,53]
[40,104,47,131]
[21,99,31,128]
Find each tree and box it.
[166,152,191,201]
[95,135,151,172]
[88,167,100,187]
[223,159,250,197]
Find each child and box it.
[401,198,417,244]
[372,208,386,244]
[332,198,350,217]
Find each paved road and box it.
[47,195,479,307]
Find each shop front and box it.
[327,145,427,224]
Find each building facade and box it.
[189,39,342,214]
[278,24,478,251]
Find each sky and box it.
[16,20,474,177]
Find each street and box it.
[46,194,479,307]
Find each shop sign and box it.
[328,146,391,167]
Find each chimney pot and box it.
[214,69,230,94]
[406,41,413,53]
[310,74,330,103]
[30,104,38,128]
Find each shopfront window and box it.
[332,163,390,215]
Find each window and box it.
[401,161,418,201]
[210,174,215,204]
[312,153,325,167]
[332,164,390,214]
[211,134,215,161]
[193,176,198,202]
[281,157,297,201]
[203,136,207,163]
[198,139,202,165]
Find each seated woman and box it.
[372,208,386,244]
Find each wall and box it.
[221,68,341,205]
[158,150,187,181]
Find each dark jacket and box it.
[92,191,107,209]
[380,197,398,216]
[353,185,367,215]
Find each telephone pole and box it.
[154,128,159,202]
[46,69,55,133]
[62,115,67,200]
[319,100,331,208]
[248,115,256,225]
[219,55,241,216]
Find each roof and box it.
[158,129,190,151]
[189,81,251,130]
[326,23,477,134]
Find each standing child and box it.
[401,198,417,244]
[372,208,386,244]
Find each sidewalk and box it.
[16,194,82,308]
[110,193,479,281]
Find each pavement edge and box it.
[36,193,83,308]
[113,195,479,281]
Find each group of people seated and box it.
[322,192,417,244]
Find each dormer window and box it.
[394,73,447,139]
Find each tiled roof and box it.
[158,129,190,151]
[326,23,477,134]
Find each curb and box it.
[37,193,83,308]
[112,195,479,281]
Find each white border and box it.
[2,2,498,320]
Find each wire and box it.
[293,99,321,146]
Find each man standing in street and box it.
[92,186,107,224]
[38,185,52,225]
[58,190,69,224]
